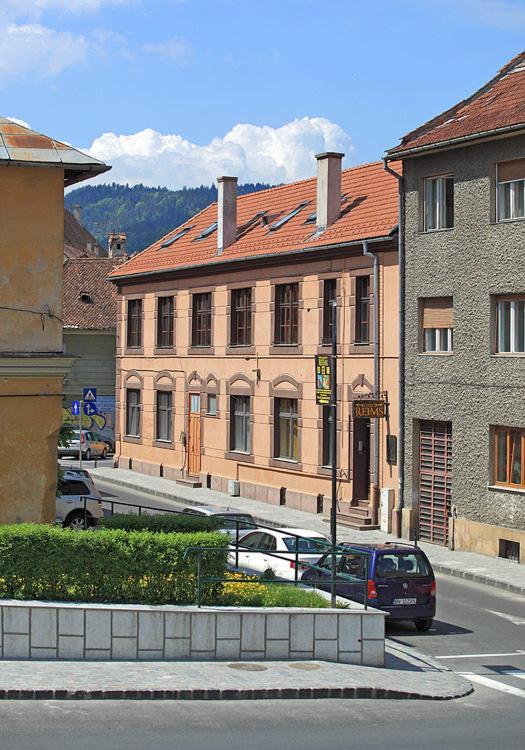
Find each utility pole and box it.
[330,300,338,607]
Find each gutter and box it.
[383,158,404,539]
[109,234,396,285]
[385,121,525,160]
[362,239,380,526]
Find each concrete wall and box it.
[0,600,386,666]
[402,134,525,556]
[0,166,67,523]
[115,249,399,515]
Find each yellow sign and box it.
[315,355,332,405]
[353,400,387,419]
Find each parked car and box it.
[100,435,115,455]
[301,543,436,631]
[58,429,107,460]
[182,506,257,539]
[57,468,103,529]
[229,527,331,580]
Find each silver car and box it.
[57,468,103,529]
[58,429,107,460]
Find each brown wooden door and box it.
[187,394,201,476]
[418,420,452,545]
[352,418,370,502]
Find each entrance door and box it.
[352,418,370,501]
[187,394,201,476]
[418,420,452,545]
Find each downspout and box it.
[383,157,404,538]
[363,239,380,525]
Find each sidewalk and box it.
[0,641,472,701]
[89,465,525,596]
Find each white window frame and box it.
[423,327,453,353]
[497,178,525,222]
[424,175,453,231]
[496,298,525,353]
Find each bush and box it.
[219,573,328,608]
[0,524,227,605]
[99,512,224,534]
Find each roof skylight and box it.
[160,225,194,248]
[268,201,310,231]
[194,222,218,240]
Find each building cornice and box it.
[0,353,76,377]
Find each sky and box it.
[2,0,524,189]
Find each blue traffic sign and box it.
[83,388,97,402]
[83,402,98,417]
[71,401,80,416]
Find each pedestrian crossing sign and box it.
[83,388,97,402]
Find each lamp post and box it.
[330,300,338,607]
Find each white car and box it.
[229,527,331,580]
[56,468,103,529]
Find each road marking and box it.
[499,669,525,682]
[436,650,525,660]
[486,609,525,625]
[461,673,525,699]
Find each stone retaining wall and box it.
[0,601,386,666]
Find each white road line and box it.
[461,673,525,699]
[436,651,525,660]
[486,609,525,625]
[500,670,525,682]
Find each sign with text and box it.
[315,355,332,405]
[352,399,387,419]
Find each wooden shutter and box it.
[422,297,453,329]
[498,158,525,183]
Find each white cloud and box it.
[6,117,32,129]
[142,36,193,62]
[0,0,130,18]
[86,117,354,188]
[0,23,87,82]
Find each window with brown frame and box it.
[156,296,174,348]
[275,283,299,345]
[230,288,252,346]
[126,389,141,436]
[322,279,337,344]
[275,398,298,461]
[191,292,212,347]
[494,426,525,489]
[155,390,173,442]
[126,299,142,348]
[355,276,370,344]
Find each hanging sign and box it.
[352,399,387,419]
[315,355,332,405]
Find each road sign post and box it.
[78,400,83,468]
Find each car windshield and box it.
[375,552,431,578]
[217,514,255,530]
[282,536,329,553]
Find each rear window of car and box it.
[217,514,255,530]
[282,536,329,553]
[60,480,90,496]
[375,552,430,578]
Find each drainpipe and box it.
[363,239,380,526]
[383,158,404,538]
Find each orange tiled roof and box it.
[63,258,122,329]
[388,52,525,158]
[109,161,399,280]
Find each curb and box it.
[0,685,473,701]
[94,472,524,597]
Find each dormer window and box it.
[79,292,93,304]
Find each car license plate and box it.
[393,597,417,605]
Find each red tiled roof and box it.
[109,161,400,280]
[63,258,122,329]
[388,52,525,158]
[64,209,105,261]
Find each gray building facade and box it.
[388,53,525,562]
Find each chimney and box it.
[217,176,237,254]
[73,204,82,225]
[108,232,127,258]
[315,152,344,233]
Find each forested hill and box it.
[65,182,272,255]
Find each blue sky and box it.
[2,0,524,188]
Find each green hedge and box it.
[99,512,223,534]
[0,525,227,605]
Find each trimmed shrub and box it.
[99,512,223,534]
[0,524,227,605]
[220,573,328,608]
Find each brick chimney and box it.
[73,204,82,225]
[217,176,237,254]
[315,152,344,233]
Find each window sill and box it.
[153,439,174,450]
[226,345,256,356]
[205,412,219,419]
[490,352,525,358]
[269,457,302,472]
[418,351,454,356]
[488,484,525,496]
[124,347,144,356]
[418,227,454,235]
[269,344,303,356]
[154,347,177,356]
[188,346,215,356]
[494,216,525,225]
[122,434,142,444]
[225,450,254,463]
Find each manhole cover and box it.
[227,663,268,671]
[287,663,323,671]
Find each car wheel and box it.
[63,511,91,531]
[101,447,107,459]
[104,441,112,454]
[84,448,91,461]
[414,618,433,632]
